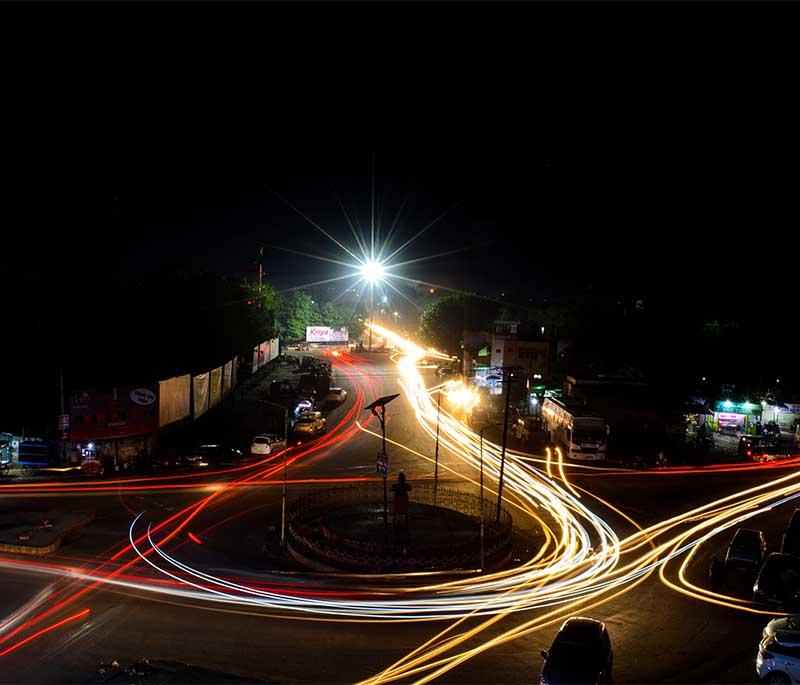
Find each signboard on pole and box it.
[306,326,349,343]
[376,452,388,477]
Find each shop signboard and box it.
[70,384,159,441]
[306,326,349,343]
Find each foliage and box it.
[418,294,500,354]
[274,291,365,342]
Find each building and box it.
[490,321,552,382]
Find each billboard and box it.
[193,373,210,419]
[306,326,349,343]
[70,384,159,441]
[159,374,191,427]
[209,366,223,409]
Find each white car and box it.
[757,627,800,684]
[251,434,286,456]
[326,387,347,405]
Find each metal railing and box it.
[286,482,513,572]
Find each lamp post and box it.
[496,367,515,524]
[364,394,401,536]
[434,389,441,505]
[479,426,485,570]
[262,399,290,548]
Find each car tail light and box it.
[747,450,752,457]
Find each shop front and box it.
[713,400,762,435]
[70,384,159,472]
[762,402,800,431]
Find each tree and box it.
[275,291,317,341]
[418,294,500,354]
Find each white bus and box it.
[542,397,608,461]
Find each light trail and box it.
[3,328,800,682]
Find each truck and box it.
[542,397,608,461]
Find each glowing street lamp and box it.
[360,259,385,284]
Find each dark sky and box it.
[3,2,799,314]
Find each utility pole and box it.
[365,394,400,539]
[496,367,514,524]
[59,368,67,464]
[280,405,289,549]
[479,426,485,570]
[434,389,441,506]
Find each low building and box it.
[762,401,800,431]
[489,321,552,383]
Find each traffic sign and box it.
[376,452,388,477]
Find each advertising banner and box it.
[306,326,349,342]
[223,361,233,397]
[209,366,222,409]
[70,384,159,441]
[268,338,279,362]
[159,374,191,427]
[193,373,210,419]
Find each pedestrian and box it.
[391,472,412,534]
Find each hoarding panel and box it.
[193,373,210,419]
[159,374,191,427]
[209,366,222,408]
[306,326,349,342]
[222,361,232,397]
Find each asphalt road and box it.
[0,351,796,684]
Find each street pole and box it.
[434,389,441,506]
[479,427,485,571]
[59,368,66,464]
[281,406,288,548]
[496,368,513,524]
[381,405,388,532]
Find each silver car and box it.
[757,627,800,684]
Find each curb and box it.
[0,511,95,556]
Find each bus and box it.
[542,397,608,461]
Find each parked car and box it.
[725,528,767,572]
[756,629,800,685]
[251,434,287,456]
[753,553,800,608]
[539,617,613,685]
[739,435,771,460]
[181,445,243,468]
[763,614,800,641]
[293,411,327,439]
[783,510,800,558]
[326,387,347,405]
[80,456,104,477]
[269,380,294,399]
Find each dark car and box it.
[181,444,244,468]
[783,510,800,558]
[539,617,613,685]
[753,553,800,608]
[724,528,767,572]
[738,435,770,460]
[269,380,294,399]
[764,422,782,446]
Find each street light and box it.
[361,260,385,284]
[364,393,401,535]
[261,399,290,548]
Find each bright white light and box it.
[360,260,385,283]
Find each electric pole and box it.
[496,367,515,523]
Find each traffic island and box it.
[0,510,95,555]
[286,482,513,573]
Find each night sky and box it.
[3,2,799,316]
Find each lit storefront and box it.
[69,384,159,470]
[713,400,762,434]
